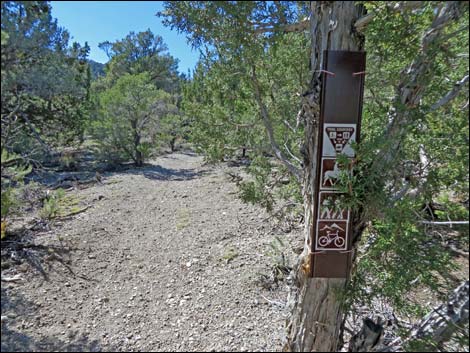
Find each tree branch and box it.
[354,2,426,32]
[373,1,466,170]
[429,74,469,111]
[284,142,302,166]
[421,221,469,225]
[20,113,52,156]
[354,13,375,32]
[409,280,469,350]
[364,281,469,352]
[252,19,310,34]
[250,65,302,182]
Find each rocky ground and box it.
[1,152,302,352]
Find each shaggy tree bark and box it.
[285,2,366,352]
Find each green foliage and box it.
[1,188,15,221]
[157,112,190,152]
[175,208,190,230]
[1,149,32,218]
[59,151,78,171]
[182,30,308,164]
[350,205,454,312]
[221,247,239,263]
[239,156,275,212]
[405,337,441,352]
[1,1,91,158]
[91,72,175,166]
[338,0,469,331]
[88,59,105,79]
[181,28,307,211]
[39,188,65,220]
[98,29,181,93]
[1,149,32,238]
[136,142,152,160]
[89,29,186,164]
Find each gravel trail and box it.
[1,152,298,352]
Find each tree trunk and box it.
[132,120,143,167]
[170,137,177,152]
[285,2,365,351]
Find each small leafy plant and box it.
[40,189,65,219]
[1,149,32,238]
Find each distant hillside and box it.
[88,59,105,79]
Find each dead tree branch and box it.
[429,74,469,111]
[250,65,302,182]
[409,280,469,351]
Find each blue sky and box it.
[50,1,200,76]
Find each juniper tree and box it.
[91,73,175,166]
[1,1,91,156]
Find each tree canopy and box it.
[1,1,91,155]
[98,29,181,92]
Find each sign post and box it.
[310,50,366,278]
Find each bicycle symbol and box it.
[318,222,346,248]
[318,231,345,248]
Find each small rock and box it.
[18,264,29,272]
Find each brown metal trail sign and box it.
[310,50,366,278]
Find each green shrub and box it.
[91,73,176,166]
[39,189,65,219]
[1,149,32,238]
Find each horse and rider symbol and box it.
[320,158,352,189]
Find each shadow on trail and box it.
[1,287,112,352]
[1,326,106,352]
[23,150,205,187]
[160,149,199,158]
[120,163,209,181]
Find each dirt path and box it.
[1,152,299,352]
